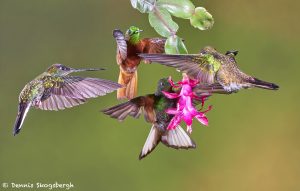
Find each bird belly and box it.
[121,57,141,73]
[223,82,252,92]
[223,83,243,92]
[20,81,44,103]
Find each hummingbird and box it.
[113,26,166,99]
[102,78,215,160]
[139,46,279,93]
[14,63,122,135]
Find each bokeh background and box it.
[0,0,299,190]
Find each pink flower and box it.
[163,75,212,134]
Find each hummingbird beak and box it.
[138,29,143,33]
[71,68,106,72]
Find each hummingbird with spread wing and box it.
[113,26,166,99]
[139,46,279,93]
[14,63,122,135]
[102,78,218,160]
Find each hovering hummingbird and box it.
[139,46,279,93]
[102,78,215,160]
[113,26,166,99]
[14,63,122,135]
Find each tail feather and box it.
[161,125,196,149]
[139,125,196,160]
[14,102,31,136]
[139,125,161,160]
[117,68,138,99]
[250,78,279,90]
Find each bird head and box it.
[46,64,105,76]
[125,26,143,44]
[156,78,172,96]
[200,46,217,55]
[225,50,239,57]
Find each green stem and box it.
[153,6,176,36]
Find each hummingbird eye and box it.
[58,65,65,70]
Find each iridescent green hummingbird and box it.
[102,78,214,160]
[14,63,122,135]
[139,46,279,93]
[113,26,166,99]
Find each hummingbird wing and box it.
[140,38,166,54]
[139,38,166,64]
[139,54,216,84]
[102,94,156,123]
[37,94,86,111]
[36,76,122,111]
[113,29,127,64]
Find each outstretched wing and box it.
[37,94,86,111]
[140,38,166,54]
[102,94,156,123]
[36,76,122,111]
[139,54,216,84]
[113,29,127,64]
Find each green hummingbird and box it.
[103,78,211,159]
[113,26,166,99]
[139,46,279,93]
[14,63,122,135]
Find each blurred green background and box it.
[0,0,299,190]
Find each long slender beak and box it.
[138,29,143,33]
[71,68,106,72]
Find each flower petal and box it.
[182,113,193,126]
[187,125,193,134]
[195,115,208,126]
[167,114,182,130]
[164,75,212,134]
[203,105,213,113]
[168,77,180,88]
[162,91,179,99]
[165,108,178,115]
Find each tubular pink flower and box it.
[163,75,212,134]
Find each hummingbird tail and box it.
[161,125,196,150]
[139,125,196,160]
[250,78,279,90]
[139,125,161,160]
[117,68,138,99]
[14,102,31,136]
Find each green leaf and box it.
[165,35,188,54]
[148,7,179,37]
[190,7,214,30]
[130,0,156,13]
[157,0,195,19]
